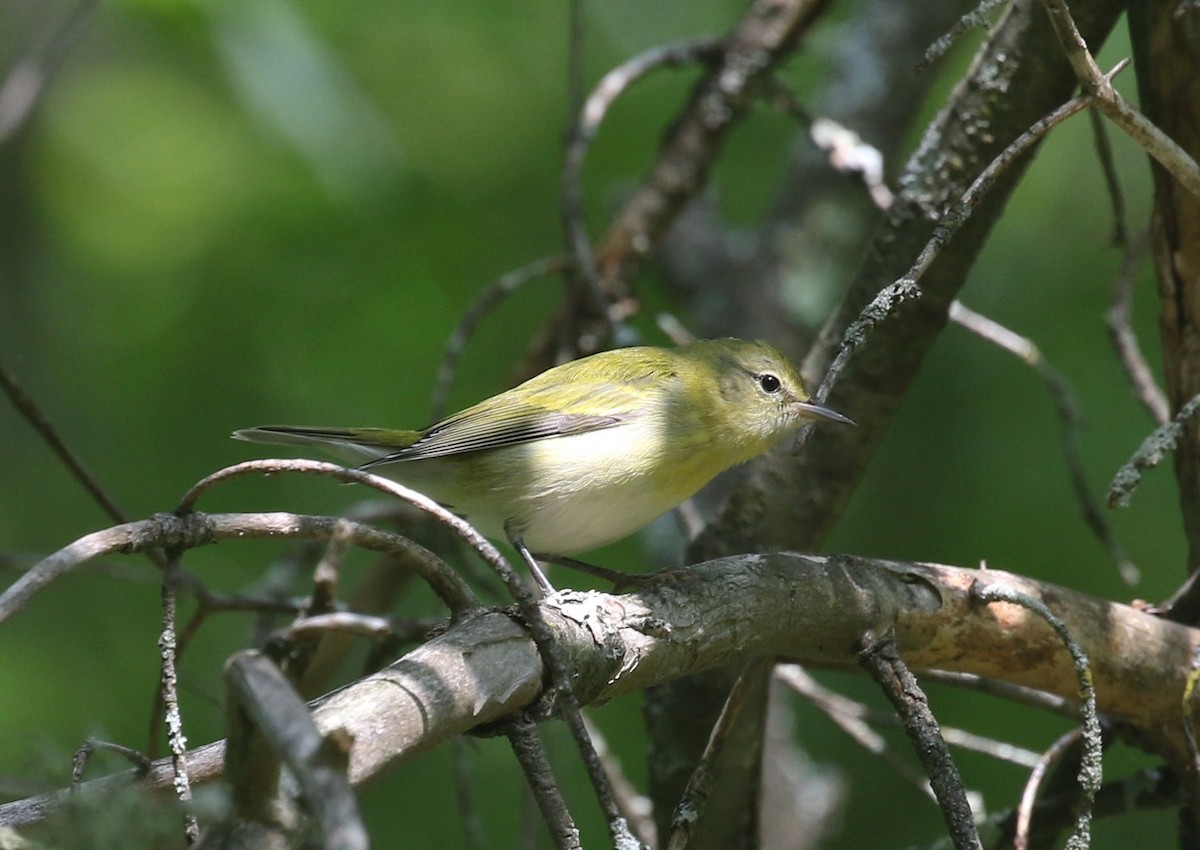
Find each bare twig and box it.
[999,766,1180,848]
[505,718,582,850]
[303,519,351,619]
[158,553,200,844]
[918,0,1009,71]
[148,570,310,759]
[1013,729,1082,850]
[1105,232,1169,424]
[560,38,721,341]
[0,508,478,626]
[950,300,1137,584]
[896,87,1096,297]
[972,581,1101,850]
[71,740,153,789]
[274,612,422,643]
[918,670,1075,717]
[1109,393,1200,508]
[224,651,367,849]
[431,256,572,422]
[583,715,657,848]
[778,664,1042,770]
[792,278,922,453]
[777,665,937,798]
[1041,0,1200,199]
[590,0,830,312]
[277,520,355,686]
[1088,107,1128,246]
[179,460,481,614]
[0,358,131,527]
[666,658,773,850]
[859,632,981,850]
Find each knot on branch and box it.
[130,511,215,554]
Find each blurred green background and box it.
[0,0,1183,847]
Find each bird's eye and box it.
[757,373,782,394]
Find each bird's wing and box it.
[374,375,652,464]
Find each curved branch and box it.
[3,553,1197,830]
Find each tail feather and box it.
[232,426,420,465]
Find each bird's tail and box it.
[232,425,421,465]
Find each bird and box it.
[234,338,852,593]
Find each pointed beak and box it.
[795,400,855,426]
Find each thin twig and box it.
[918,670,1076,717]
[897,87,1097,295]
[1109,393,1200,508]
[666,658,773,850]
[431,256,572,422]
[972,581,1101,850]
[179,460,481,613]
[0,508,477,626]
[590,0,829,312]
[0,358,132,528]
[999,766,1180,848]
[505,718,582,850]
[859,632,981,850]
[1013,729,1082,850]
[777,665,937,798]
[583,715,657,848]
[273,612,417,643]
[950,300,1137,584]
[778,664,1042,769]
[278,520,355,686]
[71,739,153,789]
[917,0,1009,72]
[159,553,200,844]
[1041,0,1200,200]
[1105,232,1168,424]
[794,278,922,451]
[1087,107,1128,246]
[560,38,722,340]
[225,651,368,849]
[148,571,309,759]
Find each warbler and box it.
[234,338,851,592]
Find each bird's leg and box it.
[537,554,628,589]
[506,530,555,596]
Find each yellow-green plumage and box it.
[234,338,851,572]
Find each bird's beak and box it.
[795,401,855,426]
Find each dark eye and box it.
[757,373,782,394]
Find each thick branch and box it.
[4,553,1197,830]
[1128,1,1200,578]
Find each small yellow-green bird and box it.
[234,338,851,592]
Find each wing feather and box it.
[369,353,671,464]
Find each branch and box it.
[221,650,367,849]
[693,0,1130,558]
[1041,0,1200,200]
[5,552,1198,831]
